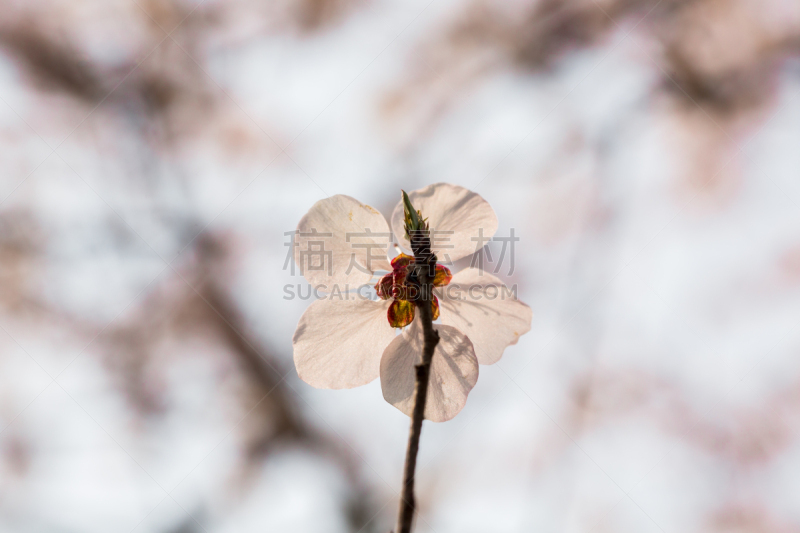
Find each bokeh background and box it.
[2,0,800,531]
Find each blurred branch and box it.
[0,20,104,102]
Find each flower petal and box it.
[380,317,478,422]
[293,298,396,389]
[391,253,414,270]
[295,195,392,288]
[433,264,452,287]
[435,268,531,365]
[431,295,440,321]
[388,300,415,328]
[390,183,498,263]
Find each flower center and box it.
[375,253,452,328]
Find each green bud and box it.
[402,190,421,236]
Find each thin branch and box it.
[395,230,440,533]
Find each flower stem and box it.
[395,233,440,533]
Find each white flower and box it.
[291,183,532,422]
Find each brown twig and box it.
[395,230,440,533]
